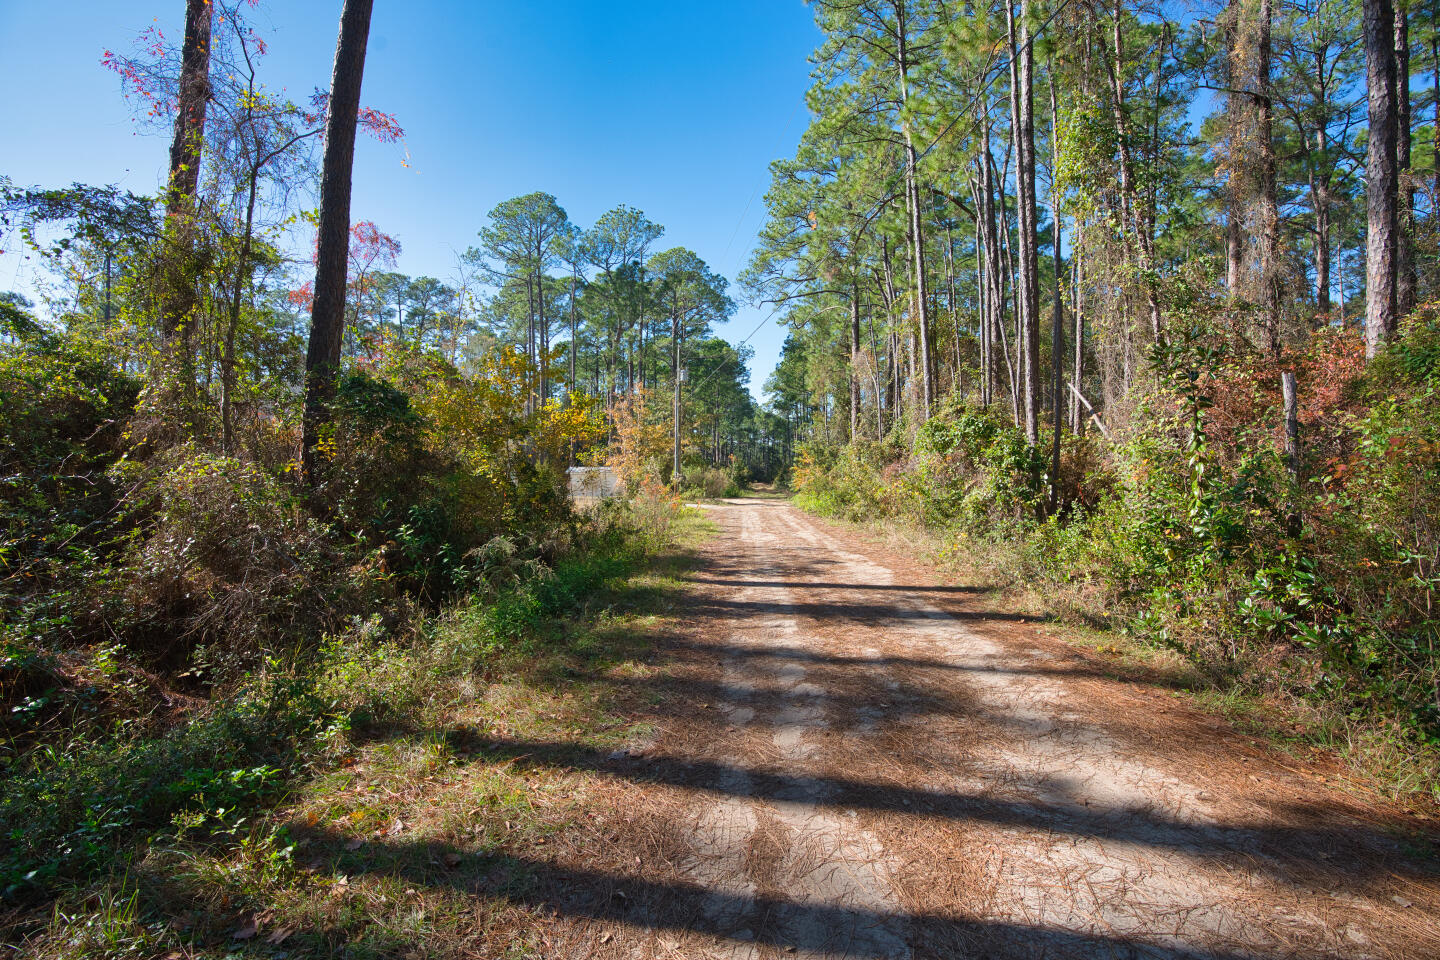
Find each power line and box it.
[719,93,808,278]
[688,302,783,397]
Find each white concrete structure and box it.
[567,466,625,503]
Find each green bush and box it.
[447,527,640,660]
[681,464,740,499]
[0,302,138,626]
[791,316,1440,758]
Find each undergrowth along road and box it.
[16,499,1439,959]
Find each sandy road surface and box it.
[493,499,1440,958]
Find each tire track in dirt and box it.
[676,502,908,959]
[647,499,1440,959]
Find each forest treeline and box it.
[0,0,784,904]
[750,0,1440,792]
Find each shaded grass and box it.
[4,507,715,958]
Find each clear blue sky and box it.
[0,1,820,399]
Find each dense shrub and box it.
[110,446,360,676]
[1,302,138,620]
[681,464,741,499]
[1,307,611,810]
[791,317,1440,757]
[0,502,662,900]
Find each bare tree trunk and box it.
[1313,173,1331,314]
[994,147,1021,426]
[569,265,578,394]
[981,123,1003,409]
[1281,371,1300,479]
[945,223,961,390]
[1224,0,1245,295]
[881,237,904,412]
[1072,226,1085,436]
[1021,0,1042,443]
[867,307,885,437]
[979,172,990,405]
[673,300,682,485]
[1008,0,1041,442]
[1365,0,1400,357]
[161,0,214,343]
[302,0,375,488]
[1337,231,1348,326]
[535,261,548,408]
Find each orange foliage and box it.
[606,387,673,497]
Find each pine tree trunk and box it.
[994,147,1022,426]
[850,282,861,441]
[1048,66,1065,513]
[1257,0,1282,358]
[1364,0,1400,357]
[970,173,988,407]
[1072,227,1085,436]
[1313,175,1331,314]
[1396,1,1416,315]
[302,0,375,487]
[535,260,548,408]
[896,0,934,421]
[1224,0,1244,295]
[1008,0,1041,443]
[673,298,682,484]
[569,266,577,394]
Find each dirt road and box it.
[486,499,1440,958]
